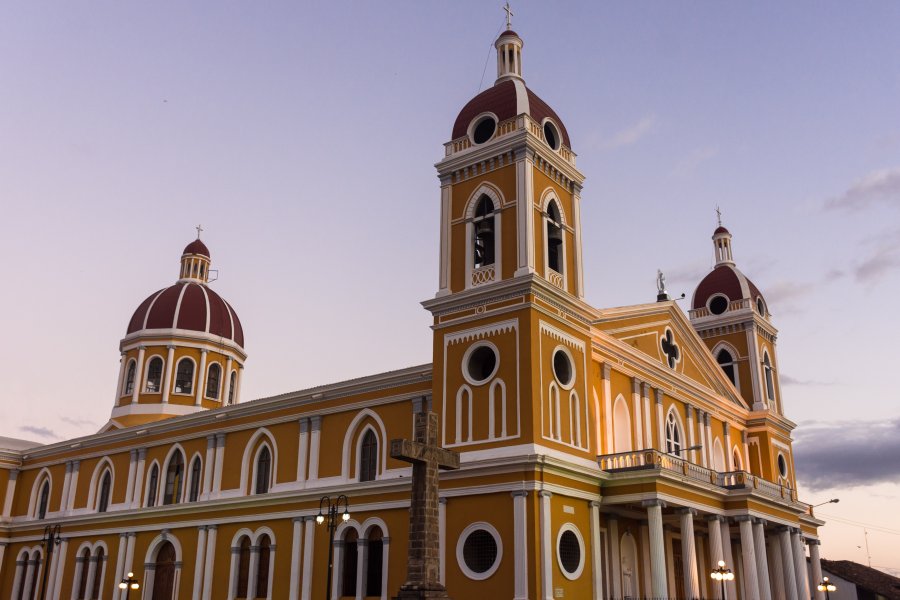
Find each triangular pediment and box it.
[592,301,748,409]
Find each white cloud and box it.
[670,146,719,177]
[827,166,900,211]
[601,115,656,149]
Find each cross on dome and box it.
[195,224,204,239]
[716,206,722,227]
[504,2,514,29]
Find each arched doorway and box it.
[152,541,177,600]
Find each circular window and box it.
[552,347,574,388]
[471,115,497,145]
[756,297,766,316]
[777,453,788,478]
[463,343,499,385]
[709,295,729,315]
[543,121,560,150]
[457,523,502,580]
[556,524,585,580]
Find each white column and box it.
[113,534,128,600]
[301,517,315,600]
[123,533,137,598]
[227,545,240,600]
[203,525,218,600]
[69,553,86,600]
[539,491,553,600]
[697,410,708,468]
[644,499,668,599]
[289,518,304,600]
[721,519,738,600]
[769,538,787,600]
[212,433,225,497]
[514,146,536,276]
[131,345,146,403]
[331,541,343,600]
[746,324,766,411]
[381,537,391,600]
[632,378,644,449]
[355,539,368,600]
[655,390,665,452]
[572,185,585,298]
[588,501,603,600]
[235,365,244,403]
[640,523,653,597]
[193,526,208,599]
[131,449,146,509]
[46,538,65,600]
[247,545,260,599]
[161,344,176,403]
[742,431,751,473]
[202,435,216,500]
[724,422,734,471]
[307,416,322,480]
[124,450,137,507]
[707,516,725,600]
[777,528,798,600]
[642,383,653,448]
[704,414,714,468]
[195,349,208,405]
[791,530,810,600]
[297,417,310,484]
[601,365,613,454]
[67,460,80,512]
[439,497,448,585]
[3,469,19,520]
[222,356,234,403]
[114,351,127,402]
[737,516,760,600]
[84,554,100,600]
[437,177,452,296]
[608,515,622,600]
[679,508,700,600]
[686,405,698,464]
[60,463,73,516]
[809,540,824,600]
[752,520,773,600]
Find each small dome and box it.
[183,239,210,258]
[692,264,766,313]
[127,282,245,347]
[714,226,730,235]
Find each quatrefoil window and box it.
[660,329,680,369]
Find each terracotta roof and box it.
[127,281,244,347]
[692,264,765,310]
[714,226,730,235]
[498,29,519,37]
[822,559,900,600]
[183,239,210,258]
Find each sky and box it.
[1,0,898,574]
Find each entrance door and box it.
[152,541,176,600]
[672,541,685,600]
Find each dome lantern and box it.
[180,225,212,283]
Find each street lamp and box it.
[711,559,735,600]
[812,498,839,508]
[118,572,140,600]
[316,495,350,600]
[818,576,837,600]
[38,524,62,600]
[670,444,703,457]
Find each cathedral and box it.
[0,23,827,600]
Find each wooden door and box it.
[152,542,176,600]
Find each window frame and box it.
[456,521,503,580]
[122,358,137,396]
[253,445,273,495]
[173,357,196,395]
[144,355,165,394]
[556,523,585,580]
[97,470,112,513]
[358,429,378,482]
[205,362,222,400]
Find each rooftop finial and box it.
[656,269,670,301]
[195,224,204,240]
[716,206,722,227]
[504,1,514,29]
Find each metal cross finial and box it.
[195,224,203,239]
[504,1,514,29]
[716,206,722,227]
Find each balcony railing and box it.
[598,449,796,501]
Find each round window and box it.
[756,297,766,316]
[464,344,498,385]
[777,453,788,478]
[472,116,497,145]
[552,348,574,387]
[457,523,502,580]
[709,295,729,315]
[543,121,560,150]
[556,525,584,580]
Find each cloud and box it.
[794,418,900,491]
[670,146,719,177]
[19,425,59,440]
[60,415,98,428]
[779,374,834,386]
[762,280,817,306]
[826,166,900,211]
[601,115,656,149]
[854,243,900,284]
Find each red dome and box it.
[183,239,210,258]
[714,226,730,235]
[452,80,571,147]
[127,282,244,347]
[692,265,766,311]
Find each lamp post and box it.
[38,524,62,600]
[118,572,140,600]
[818,576,837,600]
[812,498,839,508]
[316,494,350,600]
[711,559,735,600]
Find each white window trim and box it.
[172,356,197,396]
[541,193,568,290]
[464,186,504,290]
[456,521,503,580]
[143,354,165,394]
[461,341,500,387]
[121,358,137,397]
[556,522,586,580]
[204,361,223,400]
[551,345,576,390]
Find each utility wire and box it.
[817,512,900,536]
[477,22,505,93]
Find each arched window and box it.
[359,429,378,482]
[146,464,159,507]
[228,371,237,404]
[255,534,271,598]
[717,348,737,386]
[733,447,744,471]
[236,536,251,598]
[472,195,496,269]
[97,470,111,513]
[123,360,136,395]
[206,363,221,399]
[146,357,163,392]
[37,480,50,520]
[665,410,683,456]
[163,451,185,505]
[255,446,272,494]
[90,547,105,600]
[76,547,91,600]
[341,529,359,597]
[546,201,563,274]
[188,456,202,502]
[366,527,384,597]
[613,395,632,453]
[763,353,775,402]
[174,359,194,394]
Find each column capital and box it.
[753,518,768,527]
[206,434,216,444]
[511,490,528,498]
[677,507,698,516]
[733,515,753,523]
[589,500,601,508]
[538,490,552,498]
[704,412,711,426]
[303,516,317,523]
[642,499,666,508]
[605,513,619,522]
[601,363,611,380]
[655,389,664,405]
[199,348,208,355]
[197,525,207,532]
[642,382,652,397]
[686,403,695,417]
[741,429,748,443]
[723,421,730,434]
[207,524,217,532]
[439,497,448,505]
[299,416,310,433]
[706,514,725,523]
[632,377,641,394]
[310,415,323,430]
[775,525,793,534]
[215,432,226,443]
[138,344,147,351]
[806,538,821,546]
[167,344,177,351]
[293,516,305,523]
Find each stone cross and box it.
[391,407,460,599]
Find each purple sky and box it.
[1,1,898,573]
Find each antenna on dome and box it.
[195,224,204,239]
